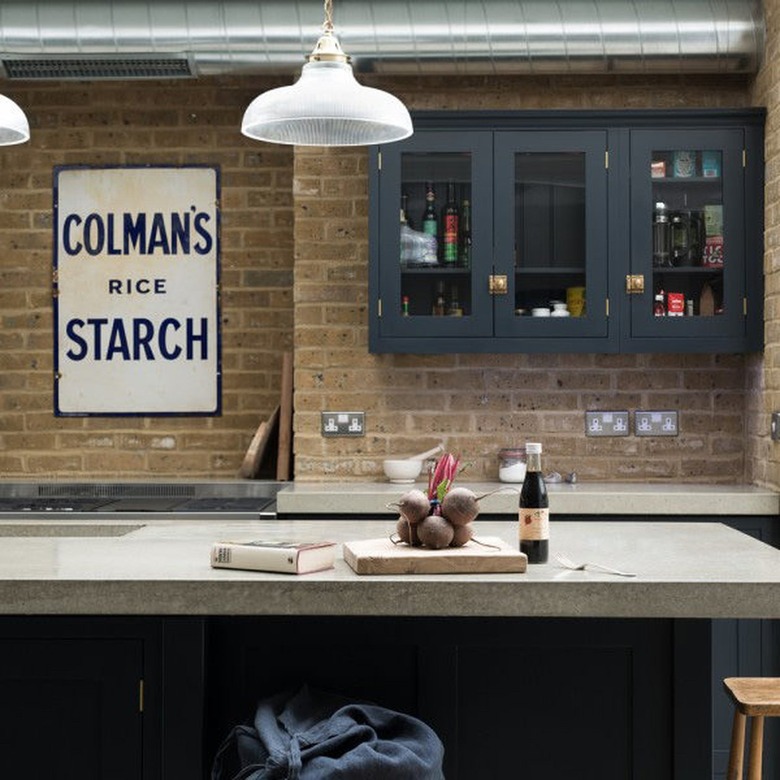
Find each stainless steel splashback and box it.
[0,480,281,517]
[0,0,765,78]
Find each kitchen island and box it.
[0,518,778,779]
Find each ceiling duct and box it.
[0,0,765,80]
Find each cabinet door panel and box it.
[493,130,610,340]
[374,131,494,339]
[0,639,143,780]
[628,128,746,345]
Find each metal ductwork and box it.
[0,0,765,80]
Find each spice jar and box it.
[498,447,527,483]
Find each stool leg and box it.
[728,710,746,780]
[747,714,764,780]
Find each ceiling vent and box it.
[0,55,194,80]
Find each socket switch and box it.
[321,411,365,437]
[635,410,678,437]
[585,411,630,437]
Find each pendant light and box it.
[241,0,413,147]
[0,94,29,146]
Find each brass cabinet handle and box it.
[489,274,508,295]
[625,274,645,294]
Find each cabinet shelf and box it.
[516,266,585,275]
[652,176,721,185]
[653,266,724,274]
[401,265,471,274]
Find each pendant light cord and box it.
[323,0,334,35]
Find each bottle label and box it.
[443,215,458,262]
[519,507,549,541]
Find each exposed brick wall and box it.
[0,77,294,477]
[0,62,768,484]
[293,74,758,483]
[748,0,780,489]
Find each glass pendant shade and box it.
[242,59,412,147]
[241,1,412,147]
[0,94,29,146]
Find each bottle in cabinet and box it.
[401,192,413,229]
[442,182,459,265]
[432,281,447,316]
[519,442,549,563]
[422,182,438,239]
[459,198,472,269]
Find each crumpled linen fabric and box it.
[212,685,446,780]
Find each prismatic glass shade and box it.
[242,59,413,147]
[0,94,29,146]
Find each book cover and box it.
[210,540,337,574]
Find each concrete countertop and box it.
[1,517,780,619]
[275,481,780,517]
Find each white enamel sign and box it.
[54,166,220,415]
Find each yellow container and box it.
[566,286,586,317]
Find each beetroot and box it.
[417,515,455,549]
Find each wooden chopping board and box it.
[238,405,280,479]
[343,537,527,575]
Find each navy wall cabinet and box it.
[368,109,764,354]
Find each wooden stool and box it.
[723,678,780,780]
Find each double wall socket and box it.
[634,410,678,437]
[585,411,630,437]
[586,410,679,437]
[321,411,365,437]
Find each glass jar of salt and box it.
[498,447,527,483]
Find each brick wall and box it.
[0,77,294,477]
[748,0,780,490]
[0,62,768,483]
[293,74,757,483]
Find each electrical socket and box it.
[321,411,365,437]
[585,411,630,437]
[635,410,678,437]
[772,412,780,441]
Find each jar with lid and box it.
[498,447,527,483]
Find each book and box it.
[210,540,337,574]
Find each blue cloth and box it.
[212,686,446,780]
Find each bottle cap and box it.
[525,442,542,454]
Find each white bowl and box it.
[382,459,423,483]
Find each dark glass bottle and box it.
[422,182,438,239]
[519,442,549,563]
[432,281,446,316]
[459,198,472,268]
[442,182,459,265]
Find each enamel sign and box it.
[53,166,221,415]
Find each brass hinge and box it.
[743,297,748,316]
[605,150,609,170]
[139,679,144,713]
[743,149,746,168]
[606,298,610,317]
[378,298,382,318]
[377,151,382,171]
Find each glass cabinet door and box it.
[375,132,494,340]
[493,131,609,339]
[628,128,745,340]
